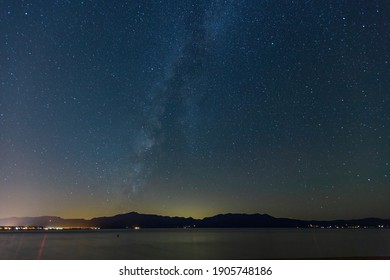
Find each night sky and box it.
[1,1,389,220]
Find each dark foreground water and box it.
[0,228,389,259]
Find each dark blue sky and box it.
[1,0,389,219]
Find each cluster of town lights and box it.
[0,226,100,231]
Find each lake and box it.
[0,228,389,259]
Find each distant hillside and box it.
[90,212,196,228]
[0,212,389,229]
[199,213,307,228]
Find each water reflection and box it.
[0,228,389,259]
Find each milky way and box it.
[0,1,389,219]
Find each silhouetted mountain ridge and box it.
[0,212,389,228]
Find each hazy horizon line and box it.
[1,211,389,222]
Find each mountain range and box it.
[1,212,389,229]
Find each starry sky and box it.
[1,1,389,220]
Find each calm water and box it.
[0,228,389,259]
